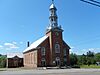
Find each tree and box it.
[86,51,95,66]
[86,57,91,66]
[87,51,94,57]
[95,53,100,62]
[81,54,87,65]
[70,53,78,66]
[0,55,7,68]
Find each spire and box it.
[46,0,62,33]
[50,0,56,10]
[52,0,54,4]
[49,1,58,28]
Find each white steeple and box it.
[49,0,58,27]
[46,0,62,33]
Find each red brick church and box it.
[23,1,70,68]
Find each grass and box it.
[80,65,100,68]
[0,68,7,71]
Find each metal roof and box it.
[23,35,48,53]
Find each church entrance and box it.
[55,57,60,66]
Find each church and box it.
[23,1,70,68]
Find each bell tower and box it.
[49,0,58,27]
[46,0,64,66]
[46,0,62,32]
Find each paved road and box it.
[0,69,100,75]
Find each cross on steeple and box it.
[52,0,54,4]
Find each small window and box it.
[41,47,46,56]
[55,44,60,53]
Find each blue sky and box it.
[0,0,100,55]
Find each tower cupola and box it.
[46,0,62,33]
[49,0,58,28]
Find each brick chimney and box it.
[27,41,30,47]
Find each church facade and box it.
[23,1,70,68]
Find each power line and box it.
[89,0,100,4]
[80,0,100,7]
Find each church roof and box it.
[23,35,48,53]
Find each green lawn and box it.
[81,65,100,68]
[0,68,7,71]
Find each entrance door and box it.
[55,57,60,66]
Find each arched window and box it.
[55,44,60,53]
[41,47,46,56]
[64,48,67,56]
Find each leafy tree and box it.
[70,53,78,66]
[0,55,7,68]
[77,51,97,66]
[86,51,96,66]
[86,57,91,66]
[87,51,94,57]
[95,53,100,62]
[80,54,87,65]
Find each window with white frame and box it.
[41,47,46,56]
[55,44,60,53]
[64,48,67,56]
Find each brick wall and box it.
[24,50,37,68]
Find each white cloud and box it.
[70,46,75,49]
[0,45,3,49]
[81,48,100,54]
[4,42,19,50]
[0,45,3,48]
[70,47,100,55]
[12,41,17,44]
[20,42,23,44]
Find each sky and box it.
[0,0,100,55]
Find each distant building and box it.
[23,1,70,68]
[6,53,23,68]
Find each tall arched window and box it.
[64,48,67,56]
[55,44,60,53]
[41,47,46,56]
